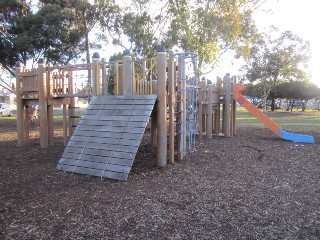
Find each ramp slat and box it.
[87,104,154,110]
[75,125,146,134]
[58,158,132,173]
[80,115,149,122]
[63,148,135,160]
[57,164,128,180]
[61,153,133,166]
[84,109,152,116]
[72,130,142,140]
[69,136,141,147]
[57,95,156,180]
[77,120,147,127]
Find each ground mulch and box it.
[0,119,319,239]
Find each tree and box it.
[271,80,320,111]
[0,0,87,75]
[0,0,32,76]
[165,0,261,75]
[0,0,120,94]
[106,0,169,60]
[242,28,311,112]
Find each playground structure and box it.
[15,49,237,180]
[15,48,314,180]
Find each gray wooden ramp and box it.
[56,95,157,180]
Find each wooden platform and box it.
[56,95,157,180]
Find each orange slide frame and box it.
[233,84,282,137]
[233,84,315,143]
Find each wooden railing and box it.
[17,68,39,93]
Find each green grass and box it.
[1,108,319,133]
[236,107,320,131]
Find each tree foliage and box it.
[106,0,169,59]
[0,0,120,78]
[165,0,260,74]
[242,28,311,112]
[244,80,320,111]
[271,80,320,111]
[0,0,32,75]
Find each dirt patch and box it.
[0,120,320,239]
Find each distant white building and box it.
[0,88,15,105]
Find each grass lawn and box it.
[236,107,320,131]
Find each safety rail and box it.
[17,68,39,93]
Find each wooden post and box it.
[16,63,25,146]
[206,84,213,139]
[48,105,54,146]
[215,77,222,134]
[156,47,167,167]
[24,105,30,144]
[152,80,157,94]
[46,64,54,146]
[101,58,107,95]
[38,58,49,148]
[224,73,231,137]
[69,70,76,137]
[232,76,237,136]
[63,105,68,146]
[132,62,136,95]
[150,66,157,146]
[168,51,175,164]
[114,61,119,95]
[198,79,205,140]
[122,51,132,95]
[150,58,153,94]
[92,52,100,96]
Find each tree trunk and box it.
[262,87,268,113]
[271,98,275,111]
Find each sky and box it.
[247,0,319,86]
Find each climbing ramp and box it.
[56,95,157,180]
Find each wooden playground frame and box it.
[15,49,236,167]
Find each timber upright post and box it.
[92,52,100,96]
[101,58,107,95]
[16,63,25,146]
[215,77,222,134]
[156,46,167,167]
[206,83,213,139]
[223,73,232,137]
[168,51,175,164]
[122,50,133,95]
[47,70,54,147]
[38,58,49,148]
[232,76,237,136]
[68,70,76,137]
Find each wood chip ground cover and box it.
[0,120,319,239]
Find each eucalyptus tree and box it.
[106,0,170,59]
[242,28,311,112]
[38,0,120,64]
[271,80,319,111]
[0,0,32,76]
[0,0,120,93]
[165,0,262,75]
